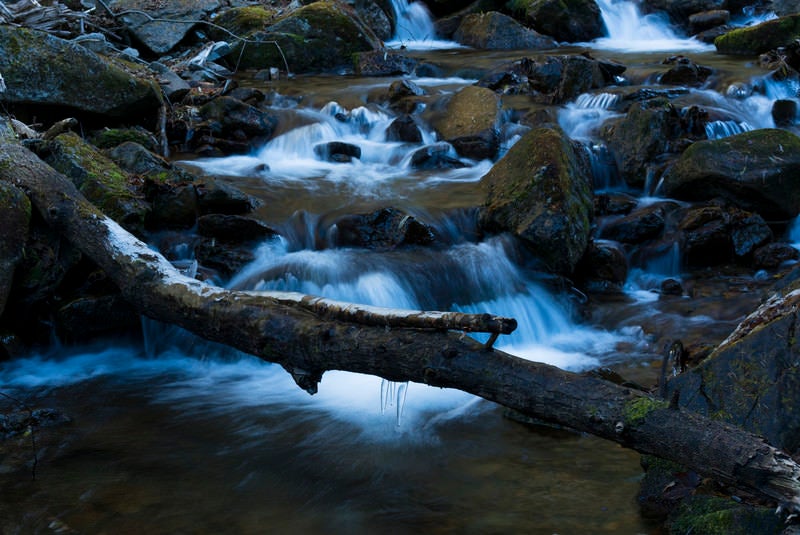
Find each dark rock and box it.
[688,9,730,34]
[90,127,158,152]
[145,183,198,230]
[658,56,713,87]
[0,26,161,120]
[332,207,436,249]
[409,143,466,169]
[575,240,629,293]
[714,14,800,55]
[643,0,726,28]
[56,294,139,342]
[508,0,606,42]
[667,495,783,535]
[353,0,393,41]
[194,241,256,278]
[453,11,557,49]
[753,242,800,269]
[660,277,684,296]
[0,182,31,317]
[430,85,500,160]
[197,214,278,243]
[149,61,191,103]
[313,141,362,162]
[107,142,196,184]
[480,126,593,274]
[354,50,418,76]
[772,99,797,126]
[660,129,800,221]
[199,96,278,139]
[599,202,675,244]
[195,177,257,215]
[386,115,423,143]
[678,204,772,266]
[594,192,639,216]
[638,455,701,520]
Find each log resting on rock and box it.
[1,140,800,513]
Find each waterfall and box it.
[592,0,713,52]
[385,0,461,50]
[558,92,622,140]
[705,120,753,139]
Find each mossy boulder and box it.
[453,11,557,49]
[41,132,150,234]
[507,0,606,42]
[659,129,800,221]
[0,182,31,317]
[714,14,800,55]
[430,85,501,160]
[666,268,800,452]
[667,495,782,534]
[479,126,593,274]
[0,26,161,119]
[207,5,278,40]
[223,0,381,74]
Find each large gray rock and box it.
[0,26,161,119]
[108,0,222,55]
[453,11,557,49]
[479,126,593,274]
[659,129,800,221]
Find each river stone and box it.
[107,142,195,184]
[714,14,800,55]
[507,0,606,42]
[598,202,672,244]
[107,0,222,55]
[222,1,381,74]
[197,214,278,243]
[643,0,726,28]
[385,115,423,143]
[480,126,593,274]
[354,50,418,76]
[42,133,150,235]
[453,11,557,49]
[754,242,800,269]
[659,129,800,221]
[331,208,436,250]
[772,99,797,127]
[198,96,278,139]
[56,295,139,343]
[665,269,800,452]
[575,240,628,294]
[0,26,161,119]
[146,182,198,230]
[0,183,31,317]
[658,56,713,87]
[409,143,466,169]
[688,10,730,34]
[430,85,500,160]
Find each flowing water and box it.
[1,2,797,533]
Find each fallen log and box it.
[2,139,800,513]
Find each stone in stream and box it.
[430,85,500,160]
[453,11,558,49]
[331,207,436,250]
[313,141,362,163]
[506,0,606,42]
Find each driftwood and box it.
[0,0,85,35]
[2,139,800,514]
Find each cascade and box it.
[385,0,460,50]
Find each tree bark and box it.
[2,140,800,513]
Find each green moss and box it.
[624,396,667,426]
[90,128,156,151]
[669,496,782,535]
[212,6,276,38]
[715,14,800,55]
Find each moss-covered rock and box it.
[430,85,501,160]
[479,126,593,274]
[0,182,31,317]
[659,128,800,221]
[507,0,606,42]
[667,495,782,534]
[714,13,800,55]
[90,127,158,152]
[223,0,381,74]
[42,133,150,234]
[208,5,278,40]
[453,11,557,49]
[0,26,161,119]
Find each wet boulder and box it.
[331,207,436,250]
[665,268,800,452]
[430,85,500,160]
[313,141,362,162]
[507,0,606,42]
[453,11,557,49]
[386,115,423,143]
[754,242,800,269]
[480,126,593,274]
[409,143,466,169]
[197,214,278,243]
[575,240,629,294]
[659,129,800,221]
[90,127,159,152]
[598,202,675,244]
[40,133,150,235]
[688,10,730,34]
[56,295,139,343]
[658,56,713,87]
[0,26,161,120]
[643,0,726,29]
[0,183,31,317]
[107,0,221,55]
[601,97,691,188]
[714,14,800,55]
[221,1,381,74]
[198,96,277,144]
[678,204,772,267]
[107,142,196,183]
[196,177,258,215]
[145,182,198,230]
[772,99,797,127]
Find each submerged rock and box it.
[480,126,593,274]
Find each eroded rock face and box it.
[479,126,593,274]
[659,129,800,221]
[0,26,161,119]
